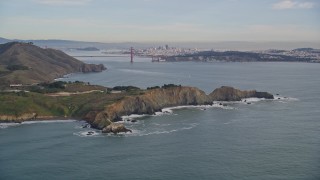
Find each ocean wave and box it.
[21,120,77,125]
[164,104,235,111]
[121,114,150,121]
[151,123,171,127]
[107,123,199,137]
[273,96,299,101]
[120,104,235,122]
[0,123,20,129]
[215,95,299,105]
[0,120,77,129]
[73,130,102,137]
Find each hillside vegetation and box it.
[0,83,143,122]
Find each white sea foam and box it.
[136,123,198,137]
[225,95,299,105]
[121,109,175,123]
[21,120,76,125]
[0,120,77,129]
[274,96,299,101]
[73,130,102,137]
[113,123,199,137]
[120,104,235,122]
[74,120,198,138]
[121,114,149,121]
[74,122,91,129]
[210,103,236,110]
[165,104,235,111]
[0,123,20,129]
[152,123,171,127]
[241,97,266,103]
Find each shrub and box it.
[162,84,181,89]
[147,86,160,90]
[112,86,140,91]
[7,65,29,71]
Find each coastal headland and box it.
[0,83,274,133]
[0,42,106,86]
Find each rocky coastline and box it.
[84,86,274,133]
[0,86,274,134]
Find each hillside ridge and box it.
[0,42,106,86]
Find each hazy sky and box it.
[0,0,319,42]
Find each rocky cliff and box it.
[208,86,274,101]
[80,64,106,73]
[87,86,274,130]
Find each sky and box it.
[0,0,319,42]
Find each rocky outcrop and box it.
[208,86,274,101]
[102,123,132,134]
[0,113,37,123]
[80,64,106,73]
[87,86,273,131]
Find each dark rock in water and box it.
[81,63,106,73]
[82,124,90,128]
[247,102,251,105]
[205,102,213,106]
[131,119,137,123]
[87,131,94,135]
[278,98,281,100]
[276,94,280,95]
[219,103,223,106]
[244,100,247,102]
[102,123,132,134]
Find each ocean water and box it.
[1,54,320,180]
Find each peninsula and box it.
[0,83,274,133]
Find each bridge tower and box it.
[130,47,134,63]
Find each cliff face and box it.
[0,42,106,85]
[81,64,106,73]
[89,87,208,129]
[88,86,273,130]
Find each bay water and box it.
[1,53,319,179]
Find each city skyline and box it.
[0,0,319,42]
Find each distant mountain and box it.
[1,37,320,51]
[292,48,320,53]
[75,47,100,51]
[0,37,148,50]
[164,50,318,63]
[0,42,106,85]
[0,37,11,44]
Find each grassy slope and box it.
[0,89,142,121]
